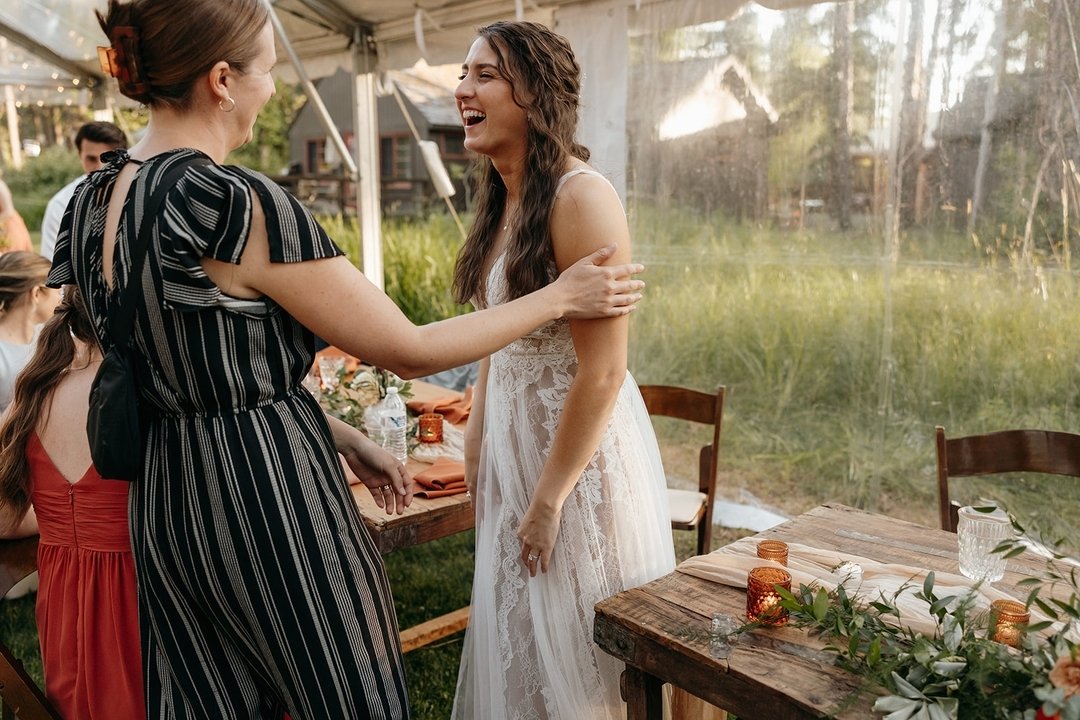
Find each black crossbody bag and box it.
[87,156,208,481]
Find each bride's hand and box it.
[517,503,561,577]
[552,245,645,320]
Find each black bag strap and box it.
[107,155,210,347]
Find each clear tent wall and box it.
[594,0,1079,545]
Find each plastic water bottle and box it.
[379,387,408,464]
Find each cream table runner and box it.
[677,536,1055,637]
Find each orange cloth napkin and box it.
[412,458,468,498]
[407,386,473,425]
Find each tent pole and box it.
[353,27,384,288]
[3,84,21,170]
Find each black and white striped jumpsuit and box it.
[48,148,410,719]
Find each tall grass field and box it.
[3,207,1077,719]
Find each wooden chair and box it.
[0,536,60,720]
[935,426,1080,532]
[639,385,725,556]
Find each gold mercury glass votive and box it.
[990,599,1030,648]
[756,539,789,566]
[746,566,792,626]
[418,413,444,444]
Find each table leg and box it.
[620,666,663,720]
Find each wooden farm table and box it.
[338,376,475,651]
[593,503,1058,720]
[344,378,474,554]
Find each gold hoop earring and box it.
[219,97,236,113]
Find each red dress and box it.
[28,433,145,720]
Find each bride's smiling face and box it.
[454,37,530,160]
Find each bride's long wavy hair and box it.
[0,286,97,529]
[452,21,589,306]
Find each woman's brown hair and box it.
[96,0,269,109]
[452,21,589,306]
[0,251,51,313]
[0,287,97,528]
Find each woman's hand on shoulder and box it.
[549,172,641,320]
[554,246,644,320]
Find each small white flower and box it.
[832,560,863,583]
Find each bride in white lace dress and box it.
[450,21,676,719]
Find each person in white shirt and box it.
[40,122,127,259]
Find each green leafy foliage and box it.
[766,516,1079,720]
[1,145,82,196]
[320,366,412,433]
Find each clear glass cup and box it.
[318,356,345,392]
[957,505,1012,582]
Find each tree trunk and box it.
[916,0,946,223]
[898,0,925,226]
[968,0,1009,235]
[936,0,963,225]
[831,1,854,230]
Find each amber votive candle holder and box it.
[990,599,1029,648]
[746,566,791,626]
[418,413,444,444]
[756,539,789,566]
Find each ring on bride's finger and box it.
[380,484,391,491]
[527,553,539,562]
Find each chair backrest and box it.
[0,537,62,720]
[638,385,725,553]
[935,426,1080,531]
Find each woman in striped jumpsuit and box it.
[49,0,646,717]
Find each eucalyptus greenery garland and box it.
[757,518,1080,720]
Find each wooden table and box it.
[593,503,1059,719]
[343,378,474,554]
[339,377,476,650]
[351,479,473,555]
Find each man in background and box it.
[40,121,127,259]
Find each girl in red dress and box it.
[0,286,145,720]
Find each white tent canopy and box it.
[1,0,836,284]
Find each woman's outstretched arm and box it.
[201,190,645,379]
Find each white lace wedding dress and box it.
[452,171,676,720]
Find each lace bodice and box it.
[485,254,575,391]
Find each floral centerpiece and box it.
[744,514,1079,720]
[319,365,412,434]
